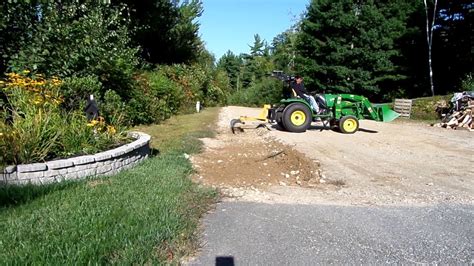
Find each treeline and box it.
[219,0,472,104]
[0,0,230,125]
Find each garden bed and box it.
[1,131,150,185]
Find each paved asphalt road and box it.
[189,202,473,265]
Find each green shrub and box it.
[410,95,452,121]
[100,89,129,128]
[229,78,283,106]
[205,69,230,106]
[126,65,230,125]
[147,70,184,116]
[461,74,473,91]
[158,64,231,112]
[158,64,204,112]
[127,72,183,125]
[60,75,102,111]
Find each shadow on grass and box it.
[0,181,78,208]
[150,148,161,157]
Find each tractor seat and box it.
[315,94,328,110]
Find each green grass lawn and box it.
[0,108,220,264]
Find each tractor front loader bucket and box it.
[230,104,272,134]
[373,104,400,122]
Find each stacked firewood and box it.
[433,99,474,131]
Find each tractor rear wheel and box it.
[275,110,286,130]
[339,115,359,134]
[277,120,286,130]
[282,103,312,133]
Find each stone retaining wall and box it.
[0,132,151,185]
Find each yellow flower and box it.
[87,119,99,127]
[106,125,117,135]
[23,70,30,74]
[53,99,62,105]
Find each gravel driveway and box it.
[188,106,474,265]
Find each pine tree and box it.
[296,0,414,100]
[250,34,265,56]
[217,50,242,90]
[271,29,298,72]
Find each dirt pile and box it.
[191,130,320,190]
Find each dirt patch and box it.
[192,133,321,189]
[191,129,320,192]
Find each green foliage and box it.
[217,51,242,90]
[219,34,284,104]
[239,35,274,88]
[116,0,204,64]
[126,65,229,125]
[1,88,62,164]
[228,78,283,106]
[296,0,415,100]
[172,0,205,64]
[0,2,38,74]
[250,34,267,56]
[60,75,102,111]
[3,2,139,101]
[272,29,298,72]
[0,73,126,165]
[157,64,230,111]
[206,69,231,106]
[410,95,451,120]
[460,74,473,92]
[100,90,128,129]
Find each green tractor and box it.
[230,71,400,134]
[267,93,400,134]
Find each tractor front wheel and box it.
[282,103,312,133]
[339,115,359,134]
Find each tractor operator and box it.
[291,75,320,114]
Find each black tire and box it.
[282,103,312,133]
[274,110,286,130]
[277,120,286,130]
[339,115,359,134]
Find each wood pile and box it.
[433,99,474,131]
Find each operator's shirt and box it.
[291,81,308,98]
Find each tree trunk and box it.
[423,0,438,96]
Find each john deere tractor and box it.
[230,71,400,134]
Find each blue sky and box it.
[198,0,309,60]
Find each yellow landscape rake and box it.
[230,104,272,134]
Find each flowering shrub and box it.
[0,72,127,166]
